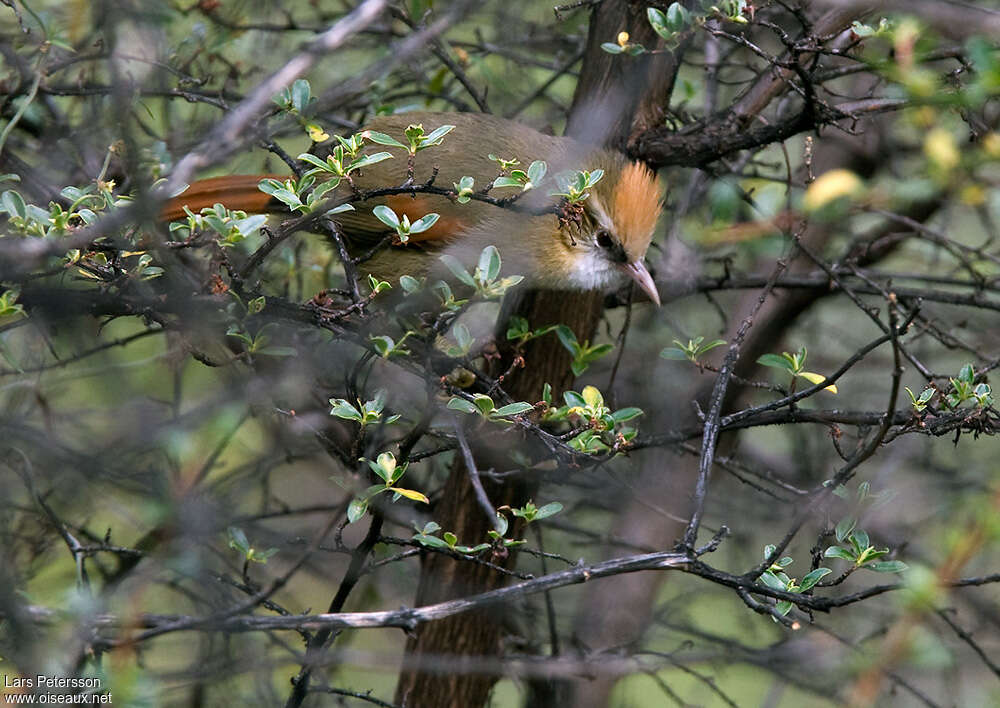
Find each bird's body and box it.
[162,112,662,302]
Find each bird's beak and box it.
[620,261,660,306]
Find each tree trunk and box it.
[395,3,675,705]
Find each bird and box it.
[161,112,662,304]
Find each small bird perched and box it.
[161,112,662,304]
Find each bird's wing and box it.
[330,112,575,250]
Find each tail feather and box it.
[160,174,285,222]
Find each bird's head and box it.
[553,158,662,304]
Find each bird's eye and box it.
[595,230,614,250]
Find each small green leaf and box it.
[347,497,368,524]
[372,205,400,228]
[867,560,908,573]
[554,325,579,354]
[290,79,311,113]
[439,255,476,287]
[472,394,495,415]
[478,245,502,282]
[757,353,796,371]
[493,402,535,417]
[492,176,523,189]
[824,546,857,562]
[800,568,832,591]
[363,130,407,148]
[227,527,250,554]
[418,124,455,148]
[399,275,422,293]
[660,347,688,360]
[534,502,563,520]
[348,151,394,172]
[409,213,440,234]
[849,530,870,555]
[759,571,787,590]
[835,516,856,543]
[610,407,643,423]
[447,396,480,415]
[329,398,362,421]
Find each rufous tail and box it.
[160,174,286,222]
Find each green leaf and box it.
[409,213,440,234]
[757,353,795,371]
[867,560,908,573]
[472,394,495,415]
[800,567,832,591]
[329,398,362,421]
[824,546,857,562]
[849,530,870,555]
[227,527,250,554]
[348,151,394,172]
[667,2,688,29]
[415,534,450,549]
[290,79,311,113]
[660,347,688,360]
[347,497,368,524]
[439,254,476,287]
[363,130,407,148]
[759,571,787,591]
[375,452,397,480]
[610,407,643,423]
[1,190,27,219]
[477,245,502,282]
[534,502,563,520]
[372,204,400,228]
[958,363,976,385]
[399,275,422,293]
[835,516,856,543]
[600,42,624,54]
[525,160,547,187]
[554,325,579,354]
[493,402,535,417]
[492,176,523,189]
[418,124,455,148]
[647,7,670,36]
[297,153,332,171]
[447,396,479,415]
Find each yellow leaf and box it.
[306,123,330,143]
[960,184,986,207]
[389,487,429,504]
[924,128,959,171]
[617,31,630,46]
[798,371,838,394]
[581,385,604,409]
[802,169,862,212]
[982,132,1000,159]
